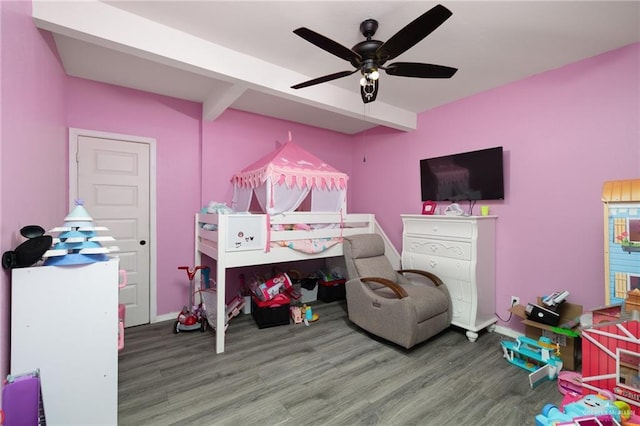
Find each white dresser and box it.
[401,215,497,342]
[11,260,119,425]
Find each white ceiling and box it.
[32,1,640,134]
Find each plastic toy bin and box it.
[251,295,290,329]
[318,279,346,302]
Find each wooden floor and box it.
[118,301,563,425]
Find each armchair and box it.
[342,233,452,349]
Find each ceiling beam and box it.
[32,0,417,132]
[202,85,247,122]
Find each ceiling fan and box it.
[291,4,458,104]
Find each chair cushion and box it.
[374,284,449,323]
[407,285,449,322]
[345,234,398,291]
[345,234,385,258]
[353,257,398,285]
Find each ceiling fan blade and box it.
[376,4,452,62]
[385,62,457,78]
[293,27,362,64]
[291,69,358,89]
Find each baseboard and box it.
[493,324,523,339]
[155,312,178,323]
[156,313,525,339]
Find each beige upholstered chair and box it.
[342,233,452,349]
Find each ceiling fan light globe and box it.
[359,77,368,86]
[369,70,380,80]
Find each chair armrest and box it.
[397,269,445,287]
[360,277,408,299]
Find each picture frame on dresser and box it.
[422,200,437,215]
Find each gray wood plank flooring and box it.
[118,301,563,425]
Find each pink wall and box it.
[350,43,640,332]
[65,79,202,315]
[0,0,67,394]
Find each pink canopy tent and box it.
[231,142,348,215]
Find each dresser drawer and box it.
[441,277,472,305]
[404,237,472,261]
[402,252,472,282]
[403,218,474,239]
[402,253,472,305]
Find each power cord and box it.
[468,200,477,216]
[495,298,517,322]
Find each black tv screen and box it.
[420,146,504,202]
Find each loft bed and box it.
[197,138,378,353]
[194,211,376,353]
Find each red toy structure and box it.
[582,318,640,420]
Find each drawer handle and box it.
[430,244,438,252]
[432,226,439,232]
[429,259,437,268]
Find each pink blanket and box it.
[273,237,341,254]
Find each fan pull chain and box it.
[361,104,368,163]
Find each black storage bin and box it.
[251,295,290,328]
[318,279,346,302]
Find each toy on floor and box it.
[226,295,245,319]
[557,371,584,408]
[558,371,583,397]
[174,265,207,333]
[291,306,303,324]
[200,291,245,332]
[614,400,640,426]
[535,392,622,425]
[501,335,563,388]
[300,304,318,326]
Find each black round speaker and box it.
[2,251,16,270]
[2,235,52,269]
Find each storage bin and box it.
[300,285,318,303]
[318,279,346,302]
[251,294,290,328]
[287,270,318,303]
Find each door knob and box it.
[139,240,146,246]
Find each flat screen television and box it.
[420,146,504,202]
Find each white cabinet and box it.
[401,215,497,342]
[11,260,119,425]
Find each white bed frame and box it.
[194,211,376,353]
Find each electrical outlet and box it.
[510,296,520,306]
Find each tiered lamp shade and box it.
[43,200,119,266]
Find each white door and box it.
[70,129,155,327]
